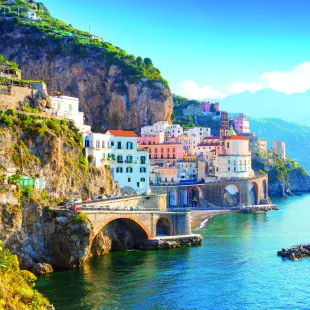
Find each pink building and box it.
[138,143,183,160]
[137,132,165,145]
[201,101,220,112]
[234,113,250,134]
[202,101,211,112]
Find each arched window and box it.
[126,155,133,163]
[140,178,146,182]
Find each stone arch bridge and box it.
[151,174,269,208]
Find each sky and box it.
[43,0,310,99]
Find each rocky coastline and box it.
[238,205,279,214]
[277,244,310,260]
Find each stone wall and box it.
[81,194,167,212]
[151,174,269,208]
[0,86,37,109]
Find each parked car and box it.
[108,195,115,199]
[92,197,100,202]
[70,205,81,211]
[64,199,74,205]
[74,198,82,204]
[83,198,92,203]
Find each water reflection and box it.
[36,194,310,310]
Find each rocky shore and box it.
[137,235,203,250]
[238,205,279,214]
[277,244,310,260]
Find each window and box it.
[111,141,114,147]
[228,167,231,171]
[128,178,131,182]
[116,167,123,173]
[69,104,72,112]
[227,143,230,148]
[234,167,236,171]
[126,142,133,149]
[126,155,133,163]
[102,141,105,148]
[173,148,175,152]
[126,167,133,173]
[140,167,146,173]
[96,140,100,148]
[155,148,158,153]
[161,154,164,159]
[57,103,61,109]
[161,148,164,153]
[117,155,123,163]
[141,178,146,182]
[140,156,146,164]
[117,142,122,149]
[85,140,90,147]
[228,160,230,164]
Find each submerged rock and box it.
[31,263,53,275]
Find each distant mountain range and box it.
[219,89,310,126]
[249,118,310,174]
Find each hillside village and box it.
[0,54,305,206]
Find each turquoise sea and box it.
[36,194,310,309]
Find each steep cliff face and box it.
[0,19,173,131]
[0,111,118,268]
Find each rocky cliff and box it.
[0,10,173,131]
[252,157,310,197]
[0,110,118,269]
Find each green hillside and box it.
[0,0,168,88]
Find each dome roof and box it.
[227,128,237,136]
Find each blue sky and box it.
[43,0,310,99]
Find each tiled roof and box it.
[224,135,248,140]
[107,130,137,137]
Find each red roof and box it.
[198,142,220,147]
[224,135,248,140]
[107,130,137,137]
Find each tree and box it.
[144,57,153,66]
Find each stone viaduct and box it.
[75,194,192,240]
[151,174,269,208]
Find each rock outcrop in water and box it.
[277,244,310,260]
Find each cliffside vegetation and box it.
[0,241,50,308]
[0,0,168,88]
[0,109,116,202]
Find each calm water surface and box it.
[36,194,310,309]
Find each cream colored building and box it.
[272,140,286,159]
[215,136,253,178]
[258,139,267,155]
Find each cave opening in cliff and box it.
[99,218,149,251]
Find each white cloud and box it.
[174,80,225,100]
[229,62,310,95]
[174,62,310,99]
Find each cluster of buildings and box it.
[11,89,286,196]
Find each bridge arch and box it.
[156,216,172,236]
[249,182,259,205]
[224,183,240,207]
[189,186,202,207]
[262,179,267,199]
[94,215,152,239]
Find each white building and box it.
[272,140,286,159]
[141,121,183,137]
[176,161,197,180]
[50,95,91,132]
[83,130,150,194]
[215,136,253,178]
[185,127,211,138]
[26,11,42,20]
